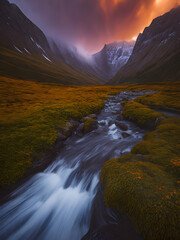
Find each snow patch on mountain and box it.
[93,41,135,79]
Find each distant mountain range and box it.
[110,6,180,84]
[0,0,179,85]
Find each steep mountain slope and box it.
[110,6,180,84]
[48,40,107,83]
[0,0,100,85]
[93,41,135,79]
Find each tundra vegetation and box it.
[101,82,180,240]
[1,75,179,240]
[0,76,125,187]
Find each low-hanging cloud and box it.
[10,0,180,53]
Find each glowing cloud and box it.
[10,0,180,53]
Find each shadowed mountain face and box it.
[0,0,102,85]
[0,0,52,57]
[0,0,179,85]
[110,6,180,85]
[0,0,134,84]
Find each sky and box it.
[10,0,180,53]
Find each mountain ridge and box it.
[109,6,180,84]
[0,0,101,85]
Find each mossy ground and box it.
[122,101,163,129]
[135,83,180,110]
[0,47,99,85]
[101,83,180,240]
[0,76,127,187]
[1,75,180,238]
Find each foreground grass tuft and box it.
[122,101,163,129]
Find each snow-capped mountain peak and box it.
[93,41,135,79]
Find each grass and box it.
[122,101,163,129]
[101,157,180,240]
[101,83,180,240]
[0,47,100,85]
[0,76,126,187]
[1,74,180,239]
[135,84,180,111]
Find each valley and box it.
[0,1,180,240]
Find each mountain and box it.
[110,6,180,84]
[0,0,100,85]
[0,0,134,84]
[93,41,135,79]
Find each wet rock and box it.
[122,97,129,101]
[81,114,97,123]
[111,99,120,103]
[115,121,128,131]
[99,121,106,126]
[84,118,98,133]
[58,132,67,141]
[62,122,74,137]
[69,120,80,130]
[116,115,124,121]
[111,109,122,115]
[111,111,117,115]
[76,123,85,136]
[81,116,91,122]
[108,120,113,126]
[122,132,131,138]
[88,114,97,119]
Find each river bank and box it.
[0,81,179,240]
[100,90,180,240]
[0,90,152,240]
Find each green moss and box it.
[101,159,180,240]
[132,118,180,176]
[135,89,180,111]
[0,76,126,187]
[101,86,180,240]
[84,118,96,132]
[122,101,163,129]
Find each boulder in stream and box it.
[122,132,131,138]
[115,121,128,131]
[84,118,98,133]
[116,115,124,121]
[58,132,67,141]
[62,121,74,137]
[76,123,85,136]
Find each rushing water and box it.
[0,91,151,240]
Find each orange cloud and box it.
[11,0,180,53]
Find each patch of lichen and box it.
[101,157,180,240]
[122,101,163,129]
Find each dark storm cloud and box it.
[10,0,179,53]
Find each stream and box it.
[0,91,154,240]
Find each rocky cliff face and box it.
[110,6,180,84]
